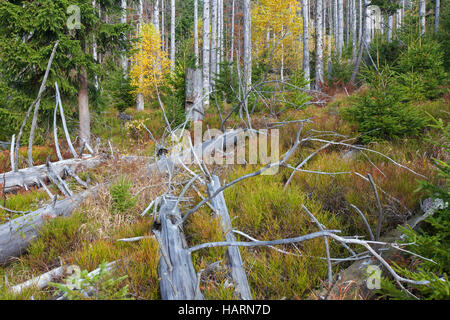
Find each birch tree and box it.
[170,0,176,71]
[153,0,160,33]
[203,0,211,113]
[435,0,440,33]
[194,0,199,67]
[211,0,218,85]
[121,0,128,75]
[137,0,145,111]
[315,0,324,88]
[243,0,252,102]
[419,0,426,35]
[388,14,393,42]
[302,0,311,90]
[337,0,344,57]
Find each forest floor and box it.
[0,86,448,300]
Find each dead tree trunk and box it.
[153,197,203,300]
[0,187,97,265]
[207,175,252,300]
[2,157,103,194]
[185,68,204,122]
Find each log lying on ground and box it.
[11,265,66,295]
[153,197,202,300]
[207,175,252,300]
[148,129,244,175]
[1,156,103,193]
[0,187,98,265]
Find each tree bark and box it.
[350,0,367,84]
[202,0,211,113]
[207,175,252,300]
[0,187,99,265]
[435,0,440,33]
[315,0,324,88]
[170,0,176,71]
[302,0,311,90]
[154,198,203,300]
[210,0,218,86]
[1,157,103,194]
[419,0,426,35]
[194,0,199,67]
[137,0,145,111]
[121,0,128,75]
[78,67,91,144]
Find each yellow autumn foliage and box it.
[130,23,171,99]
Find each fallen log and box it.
[207,175,252,300]
[1,156,103,194]
[0,187,98,265]
[148,129,244,175]
[153,197,202,300]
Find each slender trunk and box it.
[352,0,357,60]
[121,0,128,76]
[350,0,367,84]
[162,0,165,52]
[210,0,217,85]
[243,0,252,99]
[78,67,90,144]
[338,0,344,57]
[202,0,211,113]
[217,0,223,74]
[92,0,98,90]
[315,0,324,88]
[136,0,144,111]
[153,0,160,33]
[230,0,235,64]
[334,0,338,53]
[388,15,393,42]
[419,0,426,35]
[302,0,311,90]
[435,0,440,33]
[170,0,175,71]
[194,0,199,67]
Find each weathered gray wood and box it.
[1,156,103,193]
[0,187,97,265]
[185,68,204,122]
[148,129,244,175]
[207,175,252,300]
[154,197,202,300]
[46,160,73,198]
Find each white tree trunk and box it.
[334,0,338,53]
[136,0,145,111]
[217,0,224,74]
[435,0,440,33]
[194,0,199,67]
[153,0,160,33]
[303,0,311,90]
[170,0,176,71]
[315,0,324,88]
[388,14,393,42]
[121,0,128,76]
[78,67,91,144]
[419,0,426,35]
[210,0,218,85]
[229,0,235,64]
[352,0,357,60]
[202,0,211,112]
[338,0,344,57]
[92,0,99,90]
[243,0,252,102]
[162,0,165,52]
